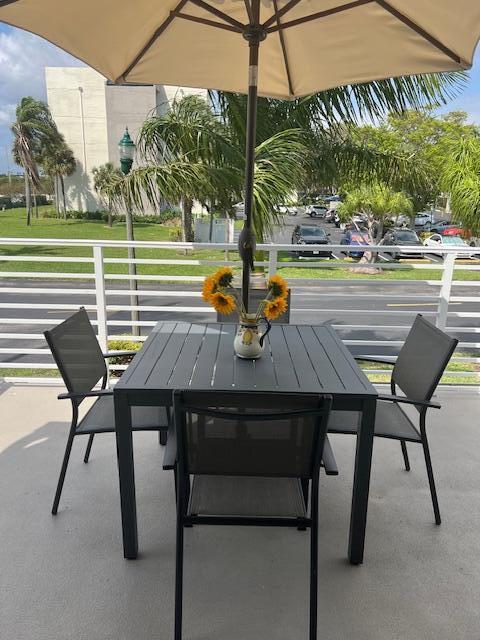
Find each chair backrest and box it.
[173,390,332,479]
[44,307,107,398]
[393,315,458,407]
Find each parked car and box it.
[277,204,297,216]
[340,229,370,257]
[382,228,423,259]
[414,211,435,228]
[423,233,473,259]
[427,220,463,235]
[305,204,328,218]
[292,224,332,257]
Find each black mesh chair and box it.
[44,307,169,515]
[167,390,332,640]
[328,314,458,524]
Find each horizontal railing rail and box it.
[0,237,478,383]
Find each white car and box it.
[305,204,327,218]
[423,234,473,259]
[278,205,297,215]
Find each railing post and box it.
[268,247,278,278]
[436,252,455,330]
[93,245,108,352]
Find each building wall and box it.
[46,67,208,212]
[46,67,109,212]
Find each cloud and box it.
[0,26,84,171]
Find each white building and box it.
[45,67,207,212]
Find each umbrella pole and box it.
[241,43,259,312]
[240,4,265,312]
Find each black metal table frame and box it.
[114,322,376,565]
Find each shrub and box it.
[169,226,183,241]
[107,339,142,376]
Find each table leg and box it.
[348,397,376,565]
[114,392,138,559]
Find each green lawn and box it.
[0,206,479,281]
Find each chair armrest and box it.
[103,351,138,358]
[355,356,395,365]
[58,389,113,401]
[321,436,339,476]
[378,394,441,410]
[162,426,177,470]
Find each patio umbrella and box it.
[2,0,480,309]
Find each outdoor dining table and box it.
[114,321,377,565]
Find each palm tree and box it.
[11,97,61,225]
[214,72,466,196]
[120,72,464,243]
[441,136,480,235]
[123,95,306,243]
[42,141,76,217]
[92,163,123,227]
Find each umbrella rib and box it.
[188,0,246,30]
[273,0,294,96]
[116,0,190,82]
[244,0,254,25]
[263,0,303,29]
[175,12,243,33]
[375,0,468,66]
[266,0,373,33]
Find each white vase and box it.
[234,314,271,359]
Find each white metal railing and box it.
[0,237,479,383]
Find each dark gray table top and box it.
[115,322,376,402]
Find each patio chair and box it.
[44,307,169,515]
[328,314,458,524]
[167,390,333,640]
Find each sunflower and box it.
[264,296,288,321]
[202,276,217,302]
[268,274,288,299]
[213,267,234,288]
[210,292,237,315]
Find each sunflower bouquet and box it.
[202,267,288,322]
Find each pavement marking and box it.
[387,302,462,307]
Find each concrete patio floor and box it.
[1,383,479,640]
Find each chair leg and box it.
[159,430,168,446]
[400,440,410,471]
[174,505,185,640]
[52,428,76,515]
[422,436,441,525]
[309,478,319,640]
[83,434,95,463]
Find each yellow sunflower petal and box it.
[210,292,237,315]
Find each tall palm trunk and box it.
[107,196,113,227]
[33,191,38,219]
[60,176,67,219]
[181,196,194,242]
[25,172,31,226]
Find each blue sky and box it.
[0,22,479,173]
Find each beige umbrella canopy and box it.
[2,0,479,306]
[1,0,479,98]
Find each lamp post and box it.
[119,127,139,336]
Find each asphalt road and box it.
[0,276,478,367]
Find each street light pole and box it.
[119,127,139,336]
